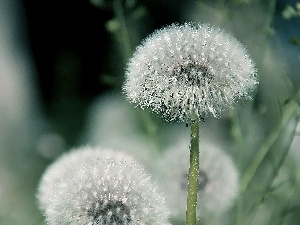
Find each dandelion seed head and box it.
[123,23,257,122]
[38,147,170,225]
[37,146,134,212]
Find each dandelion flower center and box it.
[175,62,214,88]
[87,199,131,224]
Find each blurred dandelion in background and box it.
[155,139,238,222]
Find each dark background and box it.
[20,0,299,146]
[21,0,299,104]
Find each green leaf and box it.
[289,36,300,46]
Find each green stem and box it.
[246,97,300,223]
[112,0,160,151]
[258,117,299,202]
[240,91,300,194]
[231,109,246,225]
[113,0,132,64]
[186,116,200,225]
[265,0,276,33]
[278,169,300,225]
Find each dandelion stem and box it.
[186,116,199,225]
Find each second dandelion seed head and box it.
[37,147,171,225]
[123,22,258,122]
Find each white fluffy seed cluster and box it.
[157,140,238,219]
[37,146,134,211]
[123,23,257,122]
[37,146,170,225]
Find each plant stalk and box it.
[186,117,200,225]
[113,0,132,63]
[240,92,300,194]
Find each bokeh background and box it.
[0,0,299,224]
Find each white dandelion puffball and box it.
[38,146,171,225]
[37,146,134,211]
[123,23,257,122]
[157,140,238,219]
